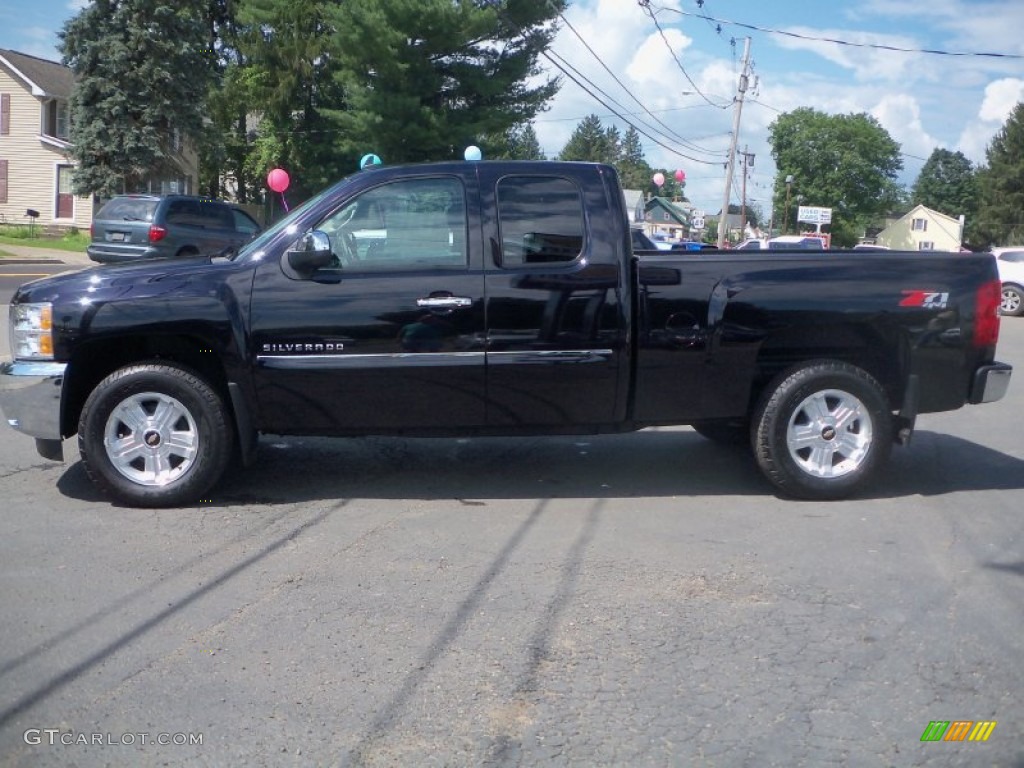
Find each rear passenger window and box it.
[496,176,584,267]
[165,200,201,225]
[199,201,235,229]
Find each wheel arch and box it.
[750,322,907,414]
[61,334,235,440]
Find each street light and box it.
[784,174,794,235]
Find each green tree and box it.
[559,114,618,164]
[327,0,562,171]
[236,0,348,200]
[489,123,545,160]
[617,126,653,190]
[974,102,1024,246]
[59,0,217,197]
[768,108,903,246]
[911,148,976,216]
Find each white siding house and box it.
[876,204,965,252]
[0,50,92,231]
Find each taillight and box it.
[89,222,94,238]
[973,278,1001,348]
[148,225,167,243]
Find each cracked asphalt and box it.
[0,323,1022,767]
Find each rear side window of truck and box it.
[496,176,584,267]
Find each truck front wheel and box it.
[752,361,892,500]
[78,363,233,507]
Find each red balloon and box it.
[674,169,685,183]
[267,168,290,193]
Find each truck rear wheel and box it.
[78,363,232,507]
[752,361,892,500]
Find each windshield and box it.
[232,175,358,260]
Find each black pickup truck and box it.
[0,161,1012,506]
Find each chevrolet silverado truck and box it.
[0,161,1012,506]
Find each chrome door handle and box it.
[416,296,472,308]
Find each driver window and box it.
[316,177,468,271]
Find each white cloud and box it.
[977,78,1024,122]
[871,93,940,160]
[956,78,1024,161]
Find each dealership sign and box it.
[797,206,832,225]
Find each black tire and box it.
[1001,283,1023,316]
[691,418,750,446]
[752,361,892,500]
[78,363,233,507]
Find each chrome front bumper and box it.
[0,360,67,441]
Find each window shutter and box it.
[0,93,10,135]
[0,159,8,203]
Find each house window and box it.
[918,241,934,251]
[663,212,670,221]
[56,102,70,140]
[56,164,74,219]
[44,100,70,140]
[911,218,928,231]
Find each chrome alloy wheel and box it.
[1002,286,1022,315]
[103,391,199,486]
[785,388,872,478]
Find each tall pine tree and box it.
[325,0,562,169]
[60,0,216,197]
[974,102,1024,246]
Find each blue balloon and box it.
[464,145,482,162]
[360,153,382,170]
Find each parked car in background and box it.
[87,195,261,264]
[736,235,825,251]
[993,246,1024,316]
[853,243,891,251]
[631,227,658,251]
[647,232,674,251]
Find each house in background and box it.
[0,49,92,230]
[0,49,199,232]
[644,196,694,241]
[876,204,965,252]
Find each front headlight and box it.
[10,302,54,360]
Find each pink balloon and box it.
[267,168,290,193]
[652,172,665,187]
[674,169,685,183]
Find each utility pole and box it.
[717,36,752,249]
[740,145,754,239]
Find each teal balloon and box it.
[464,145,482,161]
[360,153,382,170]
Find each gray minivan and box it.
[87,195,260,263]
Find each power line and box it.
[544,46,727,157]
[541,48,724,165]
[654,5,1024,59]
[555,7,728,153]
[637,0,732,109]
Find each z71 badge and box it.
[899,290,950,309]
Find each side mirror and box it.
[286,230,333,275]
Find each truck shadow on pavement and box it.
[55,428,1024,507]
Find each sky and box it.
[2,0,1023,218]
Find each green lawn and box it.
[0,232,89,252]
